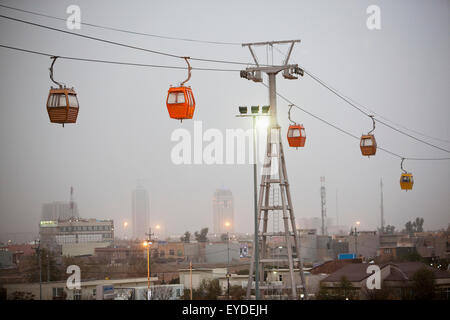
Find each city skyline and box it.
[0,0,449,238]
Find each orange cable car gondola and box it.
[360,115,377,156]
[399,158,414,191]
[286,104,306,148]
[166,57,195,121]
[46,57,79,127]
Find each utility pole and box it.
[380,178,384,234]
[226,231,231,300]
[189,260,193,300]
[241,40,307,300]
[144,228,153,300]
[33,239,42,300]
[47,253,50,282]
[320,177,327,236]
[336,189,339,226]
[70,186,75,219]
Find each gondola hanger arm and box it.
[180,57,191,86]
[368,115,376,135]
[49,56,65,88]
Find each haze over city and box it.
[1,0,449,240]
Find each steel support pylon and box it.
[241,40,306,300]
[246,124,307,299]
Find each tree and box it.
[180,231,191,243]
[195,228,209,242]
[411,267,436,300]
[414,217,424,232]
[220,233,229,241]
[150,286,174,300]
[182,279,221,300]
[26,248,62,282]
[316,277,356,300]
[336,276,356,300]
[404,217,424,235]
[229,285,246,300]
[385,225,395,234]
[405,221,414,235]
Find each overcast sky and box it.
[0,0,449,239]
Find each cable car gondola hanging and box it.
[46,56,79,127]
[166,57,195,121]
[360,115,377,157]
[286,104,306,148]
[400,158,414,191]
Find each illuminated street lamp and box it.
[123,221,129,239]
[143,228,154,300]
[236,105,270,300]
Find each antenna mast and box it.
[380,178,384,234]
[320,177,327,236]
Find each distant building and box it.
[0,251,14,269]
[132,185,150,240]
[2,277,158,300]
[39,218,114,256]
[42,201,79,221]
[297,217,321,233]
[347,230,379,259]
[179,268,227,290]
[212,188,234,234]
[296,229,349,264]
[0,244,36,265]
[204,242,240,264]
[320,262,450,300]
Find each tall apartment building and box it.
[42,201,79,221]
[132,185,150,240]
[212,188,234,234]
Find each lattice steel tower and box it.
[241,40,307,300]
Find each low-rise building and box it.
[178,268,227,290]
[319,261,450,300]
[2,277,158,300]
[39,217,114,256]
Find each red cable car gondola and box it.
[166,86,195,120]
[166,57,196,121]
[286,104,306,148]
[287,124,306,148]
[46,57,79,127]
[360,115,377,157]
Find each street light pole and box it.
[227,231,230,300]
[144,228,153,300]
[237,106,269,300]
[38,242,42,299]
[252,115,259,300]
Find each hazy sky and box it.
[0,0,449,239]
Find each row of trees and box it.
[181,279,246,300]
[180,227,209,243]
